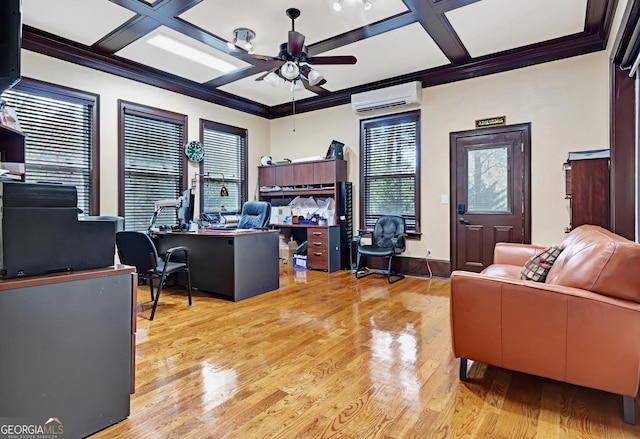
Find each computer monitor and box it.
[177,188,195,226]
[325,140,344,160]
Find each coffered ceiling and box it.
[21,0,618,118]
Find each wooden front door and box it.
[450,123,531,272]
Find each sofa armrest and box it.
[493,242,548,266]
[450,270,640,397]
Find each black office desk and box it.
[153,229,279,301]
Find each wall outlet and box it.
[426,249,432,257]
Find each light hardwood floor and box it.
[94,265,640,438]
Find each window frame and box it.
[359,110,421,235]
[117,100,188,229]
[198,119,248,214]
[4,77,100,214]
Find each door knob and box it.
[458,217,471,225]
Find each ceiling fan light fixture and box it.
[281,61,300,80]
[363,0,373,11]
[291,80,305,92]
[333,0,343,11]
[264,71,281,87]
[307,68,324,86]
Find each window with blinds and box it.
[200,120,247,214]
[120,102,186,231]
[1,79,97,214]
[360,110,420,232]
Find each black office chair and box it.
[354,215,408,283]
[237,201,271,229]
[115,231,192,320]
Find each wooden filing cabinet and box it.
[564,154,610,231]
[307,226,340,272]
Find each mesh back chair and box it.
[116,231,192,320]
[354,215,408,283]
[237,201,271,229]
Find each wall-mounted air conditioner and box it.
[351,81,422,116]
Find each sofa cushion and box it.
[482,263,524,279]
[520,246,562,282]
[546,225,640,303]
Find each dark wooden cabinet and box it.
[0,125,25,181]
[564,154,610,231]
[258,159,347,211]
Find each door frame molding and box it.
[449,122,532,272]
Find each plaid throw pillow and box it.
[520,246,562,282]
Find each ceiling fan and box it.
[234,8,357,93]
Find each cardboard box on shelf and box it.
[279,237,298,264]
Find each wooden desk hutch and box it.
[258,159,352,272]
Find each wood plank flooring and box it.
[93,266,640,438]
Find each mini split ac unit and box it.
[351,81,422,116]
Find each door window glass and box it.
[467,145,511,213]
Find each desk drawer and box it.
[308,249,328,270]
[309,237,328,251]
[308,228,328,245]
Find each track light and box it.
[363,0,372,10]
[281,61,300,80]
[229,28,256,53]
[333,0,343,11]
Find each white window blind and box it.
[123,110,185,231]
[201,121,247,213]
[1,83,96,214]
[361,111,420,231]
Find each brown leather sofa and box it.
[450,225,640,424]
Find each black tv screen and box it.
[0,0,22,95]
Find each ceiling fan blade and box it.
[288,31,305,57]
[233,52,279,63]
[300,77,331,96]
[306,55,357,65]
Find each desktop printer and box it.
[0,181,116,278]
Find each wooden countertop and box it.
[0,264,135,290]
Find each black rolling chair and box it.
[115,231,192,320]
[237,201,271,229]
[354,215,408,284]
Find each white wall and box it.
[21,47,611,263]
[21,50,271,216]
[270,52,610,261]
